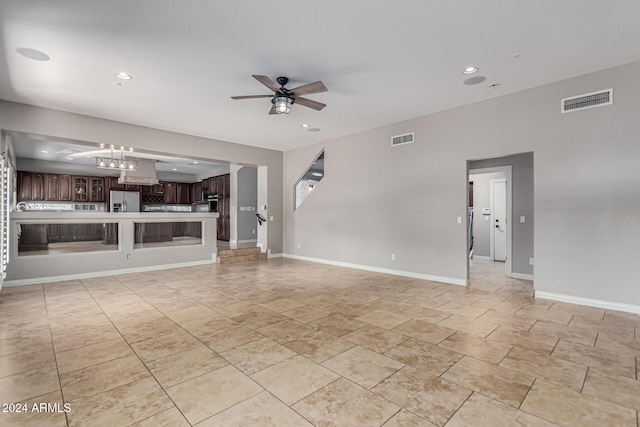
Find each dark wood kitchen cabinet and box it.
[18,171,45,201]
[73,176,105,202]
[191,182,202,202]
[177,183,190,204]
[142,183,164,194]
[106,176,140,192]
[44,174,73,201]
[163,182,177,204]
[73,176,89,202]
[89,177,105,202]
[106,176,124,191]
[217,195,230,241]
[134,222,173,243]
[47,223,102,242]
[163,182,192,204]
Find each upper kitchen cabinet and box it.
[44,174,73,201]
[73,176,89,202]
[106,176,139,192]
[204,174,230,197]
[191,181,202,202]
[164,182,177,204]
[177,183,190,204]
[142,183,164,195]
[18,171,45,201]
[89,177,105,202]
[73,176,105,202]
[106,176,124,191]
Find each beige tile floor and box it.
[0,258,639,426]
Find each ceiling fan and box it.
[231,75,327,115]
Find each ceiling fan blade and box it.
[295,96,326,111]
[231,95,273,100]
[268,104,277,115]
[252,75,280,93]
[290,81,328,96]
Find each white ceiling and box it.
[2,1,640,155]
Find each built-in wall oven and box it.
[207,195,218,213]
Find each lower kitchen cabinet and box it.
[47,223,103,242]
[134,222,173,243]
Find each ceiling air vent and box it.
[391,132,414,147]
[561,88,613,113]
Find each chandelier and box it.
[96,148,137,171]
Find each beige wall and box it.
[284,60,640,310]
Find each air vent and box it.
[391,132,414,146]
[561,88,613,113]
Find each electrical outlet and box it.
[529,258,534,265]
[297,243,301,249]
[252,229,255,235]
[391,253,396,261]
[127,254,132,260]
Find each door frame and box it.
[467,165,512,278]
[490,178,507,262]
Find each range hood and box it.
[118,158,160,186]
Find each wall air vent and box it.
[391,132,414,146]
[561,88,613,113]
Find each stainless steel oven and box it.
[207,195,218,213]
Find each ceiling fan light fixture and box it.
[274,95,292,114]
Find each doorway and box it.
[468,166,512,279]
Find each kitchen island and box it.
[6,211,218,285]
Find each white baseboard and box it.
[3,259,214,287]
[267,252,283,259]
[237,239,258,244]
[471,255,491,260]
[511,272,534,281]
[536,291,640,315]
[283,254,466,286]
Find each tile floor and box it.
[0,258,639,426]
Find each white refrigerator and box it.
[109,191,140,212]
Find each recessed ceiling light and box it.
[172,168,177,171]
[192,161,199,164]
[301,124,309,128]
[40,150,49,154]
[311,172,323,177]
[115,72,133,80]
[65,157,74,161]
[16,47,50,61]
[463,66,479,75]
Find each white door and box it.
[491,179,507,261]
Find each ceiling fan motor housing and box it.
[276,76,289,87]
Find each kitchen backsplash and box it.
[19,202,105,211]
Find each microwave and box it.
[207,195,218,213]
